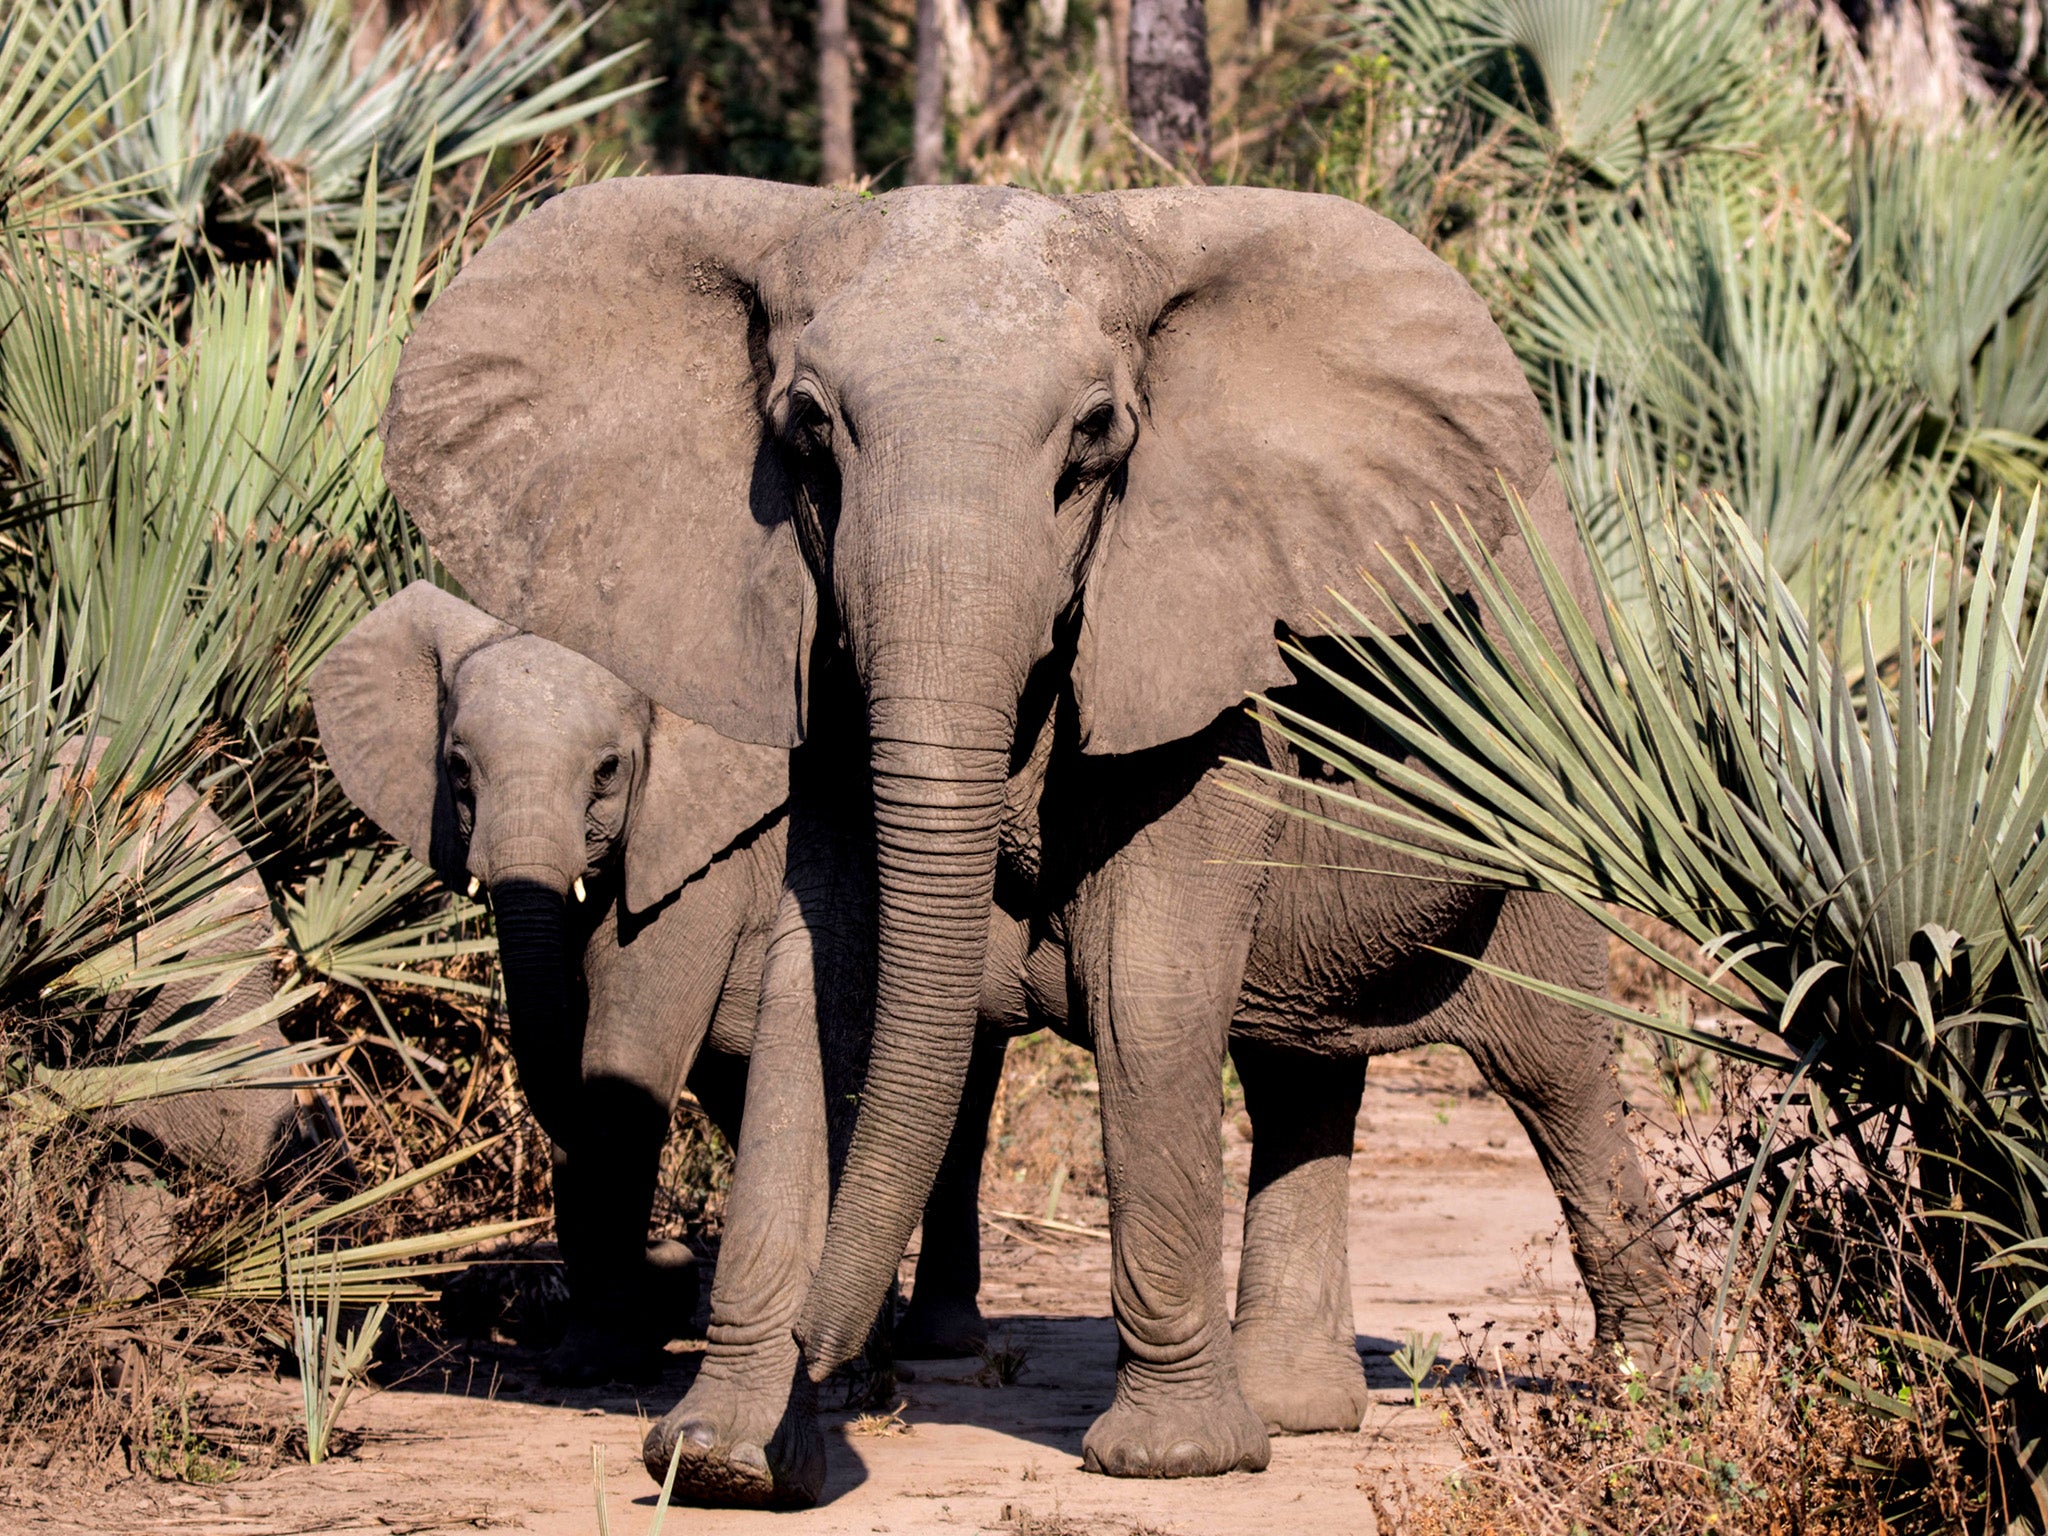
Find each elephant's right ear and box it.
[380,177,841,750]
[309,582,512,876]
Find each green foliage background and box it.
[8,0,2048,1517]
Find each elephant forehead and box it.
[453,637,646,738]
[848,182,1066,258]
[793,189,1099,355]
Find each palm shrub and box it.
[0,183,507,1354]
[1330,0,1815,260]
[1330,2,2048,611]
[1522,117,2048,604]
[8,0,645,303]
[0,0,633,1448]
[1252,488,2048,1523]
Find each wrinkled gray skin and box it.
[309,583,1035,1381]
[378,180,1687,1500]
[42,741,347,1293]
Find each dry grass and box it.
[995,1504,1174,1536]
[997,1505,1093,1536]
[982,1032,1106,1230]
[1370,1053,1988,1536]
[0,1012,280,1468]
[651,1097,733,1241]
[973,1334,1032,1389]
[1376,1321,1977,1536]
[0,941,737,1479]
[846,1400,913,1437]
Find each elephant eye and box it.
[446,750,473,792]
[786,389,833,454]
[1076,402,1115,440]
[593,752,622,791]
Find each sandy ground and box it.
[5,1046,1603,1536]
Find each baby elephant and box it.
[310,583,1009,1381]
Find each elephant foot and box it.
[540,1319,664,1386]
[1081,1382,1269,1479]
[894,1290,989,1360]
[1590,1270,1705,1387]
[1602,1317,1706,1389]
[1233,1326,1370,1435]
[642,1360,824,1508]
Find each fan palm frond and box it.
[28,0,646,302]
[0,0,143,234]
[1352,0,1797,193]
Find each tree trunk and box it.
[1818,0,1990,120]
[910,0,945,184]
[1106,0,1130,110]
[819,0,858,185]
[1128,0,1209,166]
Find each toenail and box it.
[730,1442,770,1473]
[1161,1441,1204,1476]
[682,1420,719,1450]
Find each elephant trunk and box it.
[793,428,1054,1377]
[468,782,589,1073]
[794,539,1030,1390]
[491,878,574,1022]
[480,822,587,1138]
[796,711,1010,1376]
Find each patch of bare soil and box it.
[3,1044,1611,1536]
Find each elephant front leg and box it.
[643,898,832,1507]
[897,1031,1008,1359]
[1229,1040,1370,1434]
[544,1105,673,1387]
[1069,867,1270,1479]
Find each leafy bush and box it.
[8,0,644,301]
[1321,3,2048,601]
[0,0,637,1458]
[1256,487,2048,1524]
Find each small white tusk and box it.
[573,876,587,904]
[467,876,481,898]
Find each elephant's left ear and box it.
[624,706,790,914]
[1064,187,1593,757]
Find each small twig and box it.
[982,1216,1060,1255]
[987,1208,1111,1241]
[339,1057,414,1173]
[1111,120,1199,187]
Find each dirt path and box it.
[8,1047,1600,1536]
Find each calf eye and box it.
[446,751,473,792]
[593,752,622,791]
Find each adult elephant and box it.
[379,180,1676,1492]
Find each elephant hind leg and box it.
[1451,893,1688,1366]
[1229,1039,1370,1434]
[897,1032,1008,1359]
